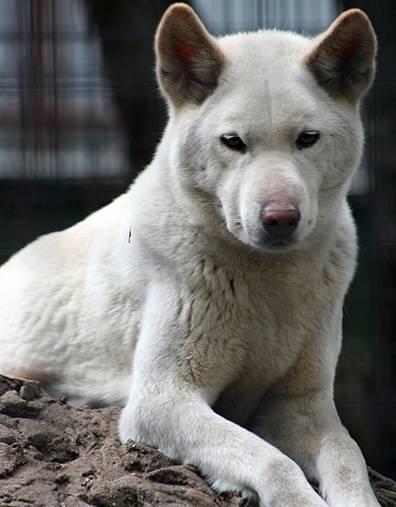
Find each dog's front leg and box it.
[119,283,326,507]
[251,391,380,507]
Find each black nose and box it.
[260,207,301,239]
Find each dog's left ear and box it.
[305,9,377,102]
[155,3,226,108]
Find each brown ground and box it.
[0,374,395,507]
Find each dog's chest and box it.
[177,257,326,411]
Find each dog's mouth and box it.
[226,225,302,253]
[251,232,303,253]
[224,207,317,254]
[260,236,296,248]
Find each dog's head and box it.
[155,4,377,252]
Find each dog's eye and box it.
[296,130,320,149]
[220,134,246,153]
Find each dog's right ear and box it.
[155,3,226,108]
[305,9,377,103]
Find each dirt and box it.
[0,374,395,507]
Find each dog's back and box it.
[0,193,142,403]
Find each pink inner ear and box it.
[175,42,197,61]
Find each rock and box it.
[0,442,25,477]
[0,389,40,417]
[19,419,79,462]
[19,381,41,401]
[0,423,17,444]
[0,374,393,507]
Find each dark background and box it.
[0,0,394,478]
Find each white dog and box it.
[0,4,379,506]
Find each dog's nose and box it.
[260,206,301,239]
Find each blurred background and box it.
[0,0,394,478]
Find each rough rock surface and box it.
[0,374,395,507]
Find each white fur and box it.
[0,5,379,507]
